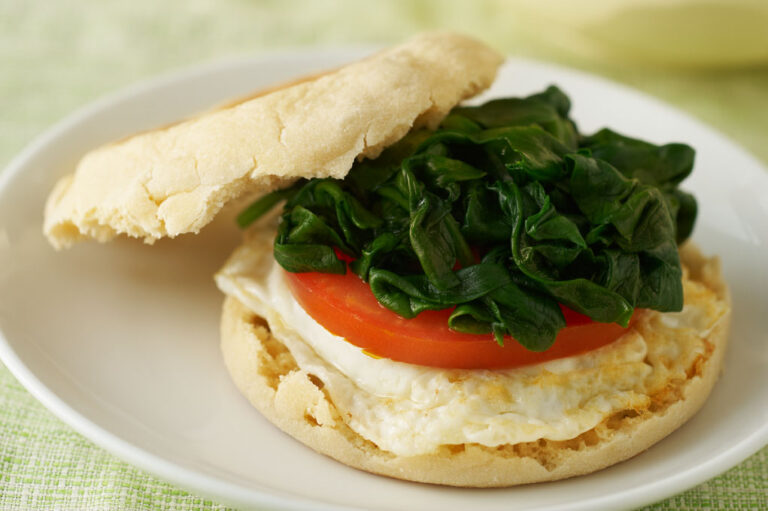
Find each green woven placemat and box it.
[1,1,766,509]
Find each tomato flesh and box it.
[284,266,635,369]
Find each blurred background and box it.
[2,0,768,169]
[1,0,767,509]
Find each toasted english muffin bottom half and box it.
[217,227,730,487]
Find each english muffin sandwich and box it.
[43,33,731,487]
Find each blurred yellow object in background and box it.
[503,0,768,68]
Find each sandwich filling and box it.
[239,86,699,363]
[216,228,727,457]
[221,85,724,457]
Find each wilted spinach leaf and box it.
[239,86,697,352]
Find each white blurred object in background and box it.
[501,0,768,67]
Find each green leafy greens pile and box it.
[239,86,697,352]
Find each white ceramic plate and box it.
[1,50,767,511]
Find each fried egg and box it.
[215,228,728,457]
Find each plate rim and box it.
[1,48,766,511]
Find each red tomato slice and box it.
[284,267,635,369]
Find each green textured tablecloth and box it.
[1,1,766,509]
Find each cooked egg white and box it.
[215,228,727,457]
